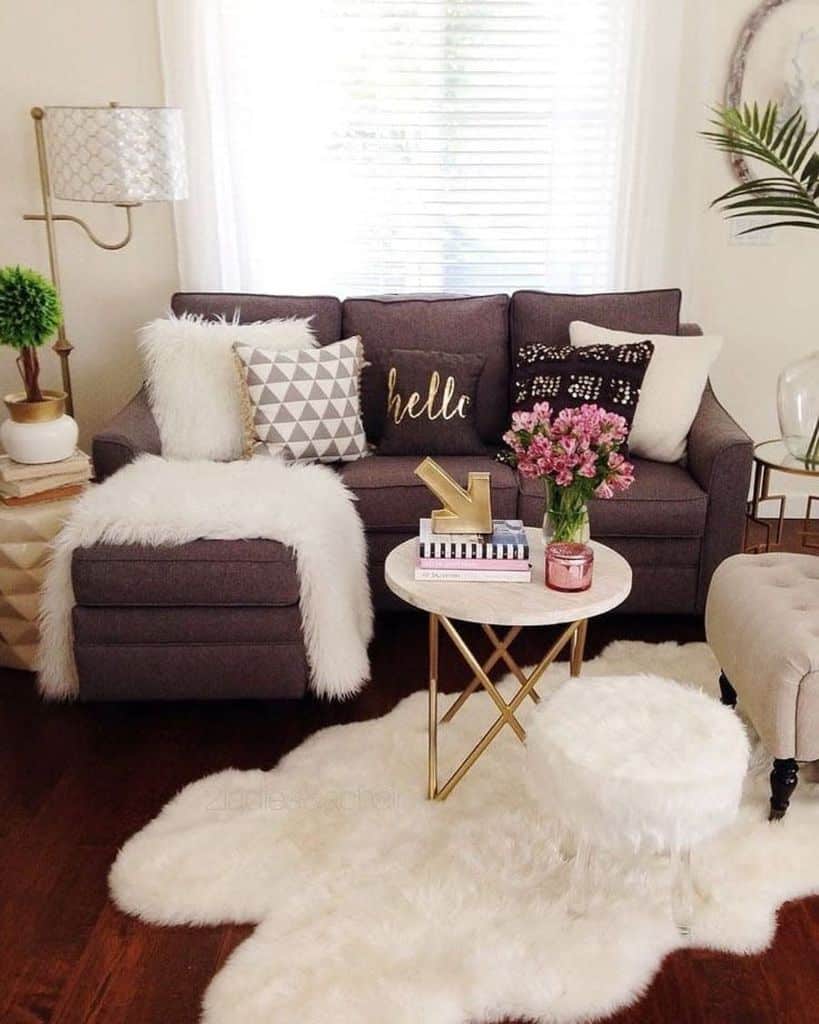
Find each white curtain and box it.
[158,0,684,296]
[612,0,686,291]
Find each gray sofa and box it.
[75,289,753,700]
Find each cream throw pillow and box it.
[569,321,722,463]
[139,313,317,460]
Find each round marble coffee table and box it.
[384,528,632,800]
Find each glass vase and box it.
[777,351,819,466]
[541,481,591,545]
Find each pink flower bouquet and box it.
[502,402,635,543]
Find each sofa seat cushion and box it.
[72,539,300,608]
[339,455,518,532]
[517,458,707,538]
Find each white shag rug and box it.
[110,641,819,1024]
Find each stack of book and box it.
[415,518,531,582]
[0,450,91,507]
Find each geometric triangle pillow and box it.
[233,336,369,463]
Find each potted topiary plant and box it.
[0,265,78,464]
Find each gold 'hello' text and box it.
[387,367,471,424]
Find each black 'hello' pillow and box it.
[378,348,487,456]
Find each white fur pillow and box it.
[139,313,318,460]
[569,321,722,463]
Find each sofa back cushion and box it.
[171,293,342,346]
[509,289,682,359]
[342,294,509,445]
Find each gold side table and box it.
[0,497,75,671]
[384,530,632,801]
[745,440,819,554]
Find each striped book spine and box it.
[419,539,528,560]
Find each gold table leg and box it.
[745,461,786,553]
[428,616,583,801]
[802,495,819,551]
[428,613,439,799]
[438,616,527,741]
[570,619,588,677]
[484,624,540,701]
[441,624,531,723]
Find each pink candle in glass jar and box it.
[545,542,594,592]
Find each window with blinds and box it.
[215,0,632,295]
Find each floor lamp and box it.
[23,103,187,416]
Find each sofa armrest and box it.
[92,387,161,482]
[687,384,753,612]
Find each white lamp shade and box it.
[44,106,187,203]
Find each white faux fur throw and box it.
[37,455,373,701]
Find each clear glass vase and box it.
[541,481,591,545]
[777,351,819,466]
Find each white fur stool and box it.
[526,674,750,934]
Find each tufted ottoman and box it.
[527,674,749,934]
[706,553,819,820]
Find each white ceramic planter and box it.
[1,391,78,465]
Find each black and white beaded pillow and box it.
[512,341,654,433]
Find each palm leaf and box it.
[702,103,819,232]
[734,219,819,235]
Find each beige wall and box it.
[671,0,818,513]
[0,0,179,448]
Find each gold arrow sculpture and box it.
[414,457,493,534]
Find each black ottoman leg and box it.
[769,759,799,821]
[718,672,737,708]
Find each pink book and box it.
[418,557,531,571]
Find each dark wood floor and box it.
[2,528,817,1023]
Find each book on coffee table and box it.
[415,518,531,582]
[418,518,529,560]
[414,565,532,583]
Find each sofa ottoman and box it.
[72,540,307,700]
[705,552,819,819]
